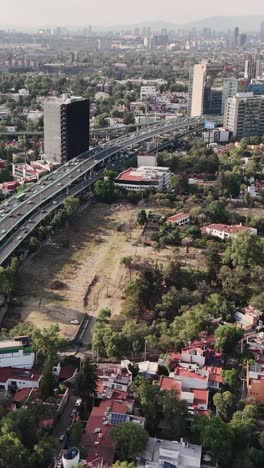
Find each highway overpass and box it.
[0,116,211,265]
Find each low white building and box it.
[0,339,35,369]
[166,213,190,226]
[0,367,41,391]
[202,223,257,240]
[137,437,202,468]
[140,86,157,100]
[202,127,230,143]
[115,166,170,192]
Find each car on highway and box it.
[17,236,22,240]
[57,183,63,186]
[1,229,6,234]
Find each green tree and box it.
[222,369,239,392]
[137,381,163,432]
[195,415,234,467]
[213,391,235,422]
[1,407,38,449]
[69,421,84,447]
[161,390,188,438]
[40,355,56,400]
[64,196,80,217]
[224,232,263,268]
[137,209,147,226]
[9,323,65,363]
[215,325,244,354]
[76,357,98,405]
[95,113,109,128]
[30,435,59,468]
[0,432,28,468]
[109,422,148,461]
[123,112,135,125]
[113,462,135,468]
[94,179,115,202]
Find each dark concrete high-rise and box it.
[44,96,90,164]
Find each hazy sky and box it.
[1,0,264,27]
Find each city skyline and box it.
[1,0,264,28]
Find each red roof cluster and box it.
[82,399,128,466]
[0,367,41,384]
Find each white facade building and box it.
[0,340,35,369]
[202,223,257,240]
[221,77,238,114]
[0,367,41,391]
[224,93,264,138]
[140,86,157,100]
[137,437,202,468]
[115,166,170,192]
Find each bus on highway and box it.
[16,191,26,201]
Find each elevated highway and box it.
[0,116,211,265]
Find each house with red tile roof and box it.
[160,376,209,415]
[166,213,190,226]
[82,398,143,467]
[201,223,257,240]
[0,367,41,392]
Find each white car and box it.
[70,319,80,325]
[75,398,82,407]
[1,229,6,234]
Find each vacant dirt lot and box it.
[6,202,206,338]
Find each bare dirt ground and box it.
[6,202,206,338]
[229,206,264,218]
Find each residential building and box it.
[114,166,170,191]
[224,93,264,138]
[204,87,222,115]
[187,62,222,117]
[221,78,238,114]
[140,86,157,100]
[12,160,52,182]
[137,437,202,468]
[138,361,159,379]
[201,223,257,240]
[202,127,230,143]
[160,377,209,415]
[82,398,141,467]
[44,95,89,164]
[234,306,262,331]
[166,213,190,226]
[247,78,264,95]
[0,367,41,391]
[0,339,35,369]
[244,57,261,80]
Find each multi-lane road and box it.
[0,117,206,265]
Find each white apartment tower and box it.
[188,62,223,117]
[221,78,238,114]
[244,58,261,80]
[224,92,264,138]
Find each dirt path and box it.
[6,202,206,338]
